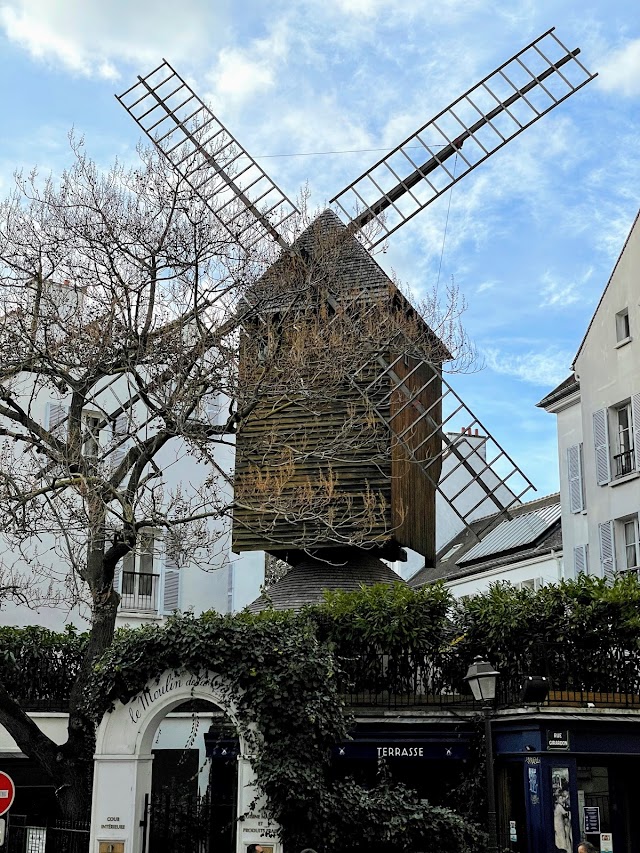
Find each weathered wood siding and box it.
[389,356,442,565]
[231,209,443,562]
[232,362,395,553]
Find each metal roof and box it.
[458,502,561,564]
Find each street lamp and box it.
[465,656,500,853]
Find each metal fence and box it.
[338,642,640,709]
[4,816,89,853]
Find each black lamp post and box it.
[465,656,500,853]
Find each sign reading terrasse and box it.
[127,672,227,724]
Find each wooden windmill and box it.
[117,30,595,598]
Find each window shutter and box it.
[592,409,611,485]
[162,552,181,614]
[567,444,584,512]
[45,402,68,438]
[598,520,616,581]
[110,414,129,469]
[632,392,640,473]
[205,394,230,429]
[574,544,589,575]
[113,560,122,594]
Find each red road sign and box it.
[0,772,15,816]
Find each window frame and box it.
[615,307,631,343]
[82,410,102,459]
[621,516,640,572]
[613,400,635,478]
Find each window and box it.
[121,529,158,608]
[622,517,639,571]
[599,516,640,579]
[515,578,543,591]
[440,543,463,562]
[615,308,630,343]
[114,529,181,615]
[593,394,640,483]
[614,403,634,476]
[82,411,101,459]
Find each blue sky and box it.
[1,0,639,500]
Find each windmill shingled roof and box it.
[249,208,452,362]
[246,553,405,612]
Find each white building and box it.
[538,210,640,580]
[0,283,267,632]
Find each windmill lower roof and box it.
[246,553,405,612]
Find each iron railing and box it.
[8,638,640,712]
[337,643,640,709]
[5,815,89,853]
[614,448,635,477]
[120,571,160,612]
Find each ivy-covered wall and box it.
[86,609,483,853]
[4,574,640,851]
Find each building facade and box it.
[539,211,640,582]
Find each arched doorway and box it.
[89,669,281,853]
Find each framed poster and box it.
[584,806,600,834]
[551,767,573,853]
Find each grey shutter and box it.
[632,392,640,473]
[592,409,611,485]
[598,520,616,581]
[574,544,589,575]
[162,551,181,614]
[45,402,68,437]
[113,560,122,594]
[567,444,584,513]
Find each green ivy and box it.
[0,624,86,709]
[86,608,484,853]
[11,573,640,851]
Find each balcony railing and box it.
[120,571,160,612]
[614,448,635,477]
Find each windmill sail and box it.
[351,347,534,540]
[116,60,298,252]
[330,28,596,249]
[117,37,594,552]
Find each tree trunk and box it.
[0,569,120,820]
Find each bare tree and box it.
[0,137,474,818]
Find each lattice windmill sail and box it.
[117,30,595,567]
[116,60,299,252]
[331,29,594,249]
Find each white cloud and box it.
[206,19,292,103]
[484,346,573,387]
[476,279,498,293]
[539,267,593,308]
[0,0,232,78]
[598,38,640,97]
